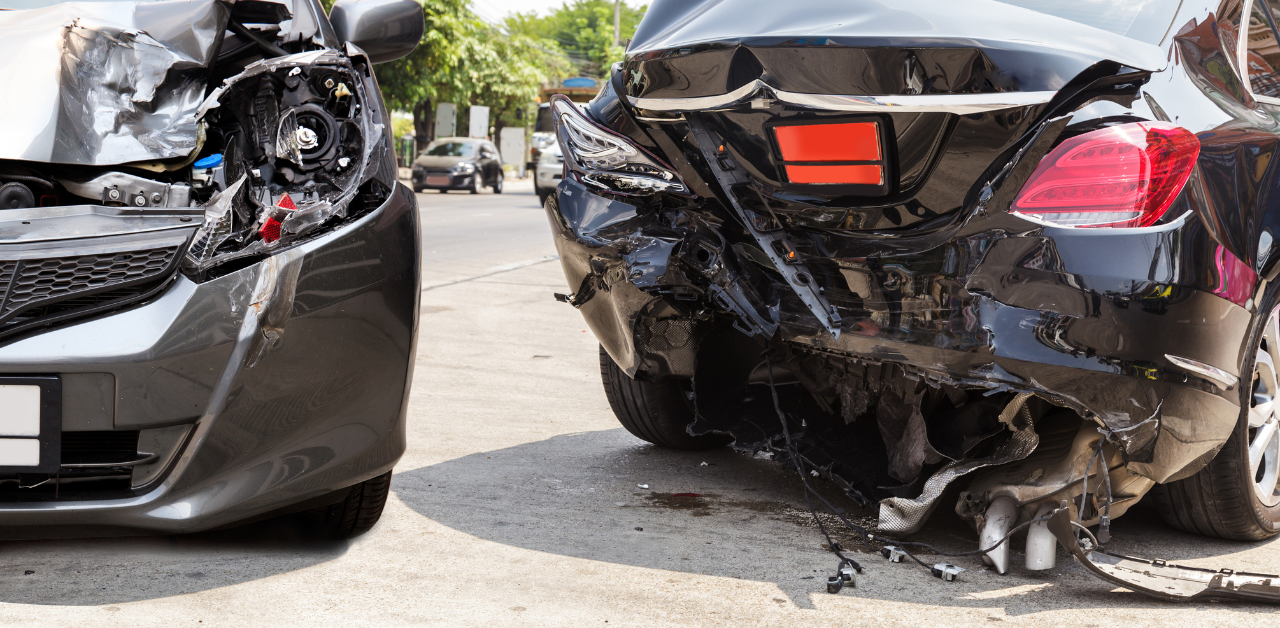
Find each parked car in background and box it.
[412,138,504,194]
[543,0,1280,601]
[527,103,555,173]
[534,143,563,206]
[0,0,423,540]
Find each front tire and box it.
[470,175,481,194]
[493,172,504,194]
[599,345,730,450]
[1154,301,1280,540]
[316,471,393,539]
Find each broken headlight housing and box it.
[184,51,386,275]
[550,95,689,196]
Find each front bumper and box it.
[546,178,1250,485]
[414,170,476,190]
[535,163,563,190]
[0,183,421,535]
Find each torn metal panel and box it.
[878,394,1043,535]
[0,0,229,165]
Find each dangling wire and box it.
[759,349,1115,586]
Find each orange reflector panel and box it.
[775,122,880,162]
[785,165,883,185]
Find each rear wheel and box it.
[316,471,393,539]
[438,189,447,194]
[1155,303,1280,540]
[599,345,730,450]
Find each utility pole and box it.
[614,0,621,46]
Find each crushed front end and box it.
[545,0,1277,597]
[0,0,419,535]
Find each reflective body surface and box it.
[545,0,1280,597]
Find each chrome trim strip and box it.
[627,79,1056,113]
[61,453,160,469]
[1165,354,1239,389]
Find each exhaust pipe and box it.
[1025,502,1057,570]
[979,495,1017,574]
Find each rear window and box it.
[994,0,1182,44]
[534,105,553,134]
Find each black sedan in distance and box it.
[542,0,1280,602]
[412,138,505,194]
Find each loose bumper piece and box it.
[1046,508,1280,603]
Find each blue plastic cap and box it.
[194,153,223,169]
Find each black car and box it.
[544,0,1280,601]
[412,138,504,194]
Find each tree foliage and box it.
[504,1,646,79]
[319,0,642,146]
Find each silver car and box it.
[534,143,563,206]
[0,0,423,539]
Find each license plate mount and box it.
[0,376,61,474]
[426,175,451,186]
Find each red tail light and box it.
[1010,122,1200,228]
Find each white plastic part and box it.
[980,496,1018,574]
[1025,502,1058,571]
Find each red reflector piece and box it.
[1011,122,1200,228]
[1213,245,1256,308]
[775,122,881,162]
[276,193,297,211]
[260,217,282,243]
[786,165,883,185]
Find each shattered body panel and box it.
[0,0,421,535]
[0,0,227,165]
[548,0,1280,598]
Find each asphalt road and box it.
[2,178,1279,626]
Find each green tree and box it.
[465,29,571,140]
[504,1,646,79]
[372,0,482,146]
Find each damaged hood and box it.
[0,0,229,166]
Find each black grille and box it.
[2,248,176,315]
[60,431,140,465]
[0,431,142,501]
[0,245,180,341]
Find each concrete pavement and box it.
[1,179,1279,626]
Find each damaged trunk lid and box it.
[623,0,1171,232]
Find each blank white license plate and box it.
[426,175,451,186]
[0,385,40,437]
[0,438,38,466]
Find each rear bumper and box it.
[547,180,1250,484]
[0,183,421,535]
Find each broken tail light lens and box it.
[550,96,689,195]
[1011,122,1200,228]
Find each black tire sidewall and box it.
[1233,285,1280,533]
